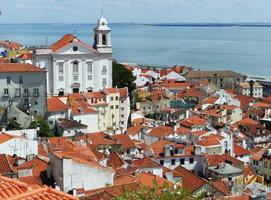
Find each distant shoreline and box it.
[1,22,271,27]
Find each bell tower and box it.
[93,15,112,54]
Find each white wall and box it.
[0,137,38,158]
[72,113,99,133]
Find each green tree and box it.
[115,181,192,200]
[112,62,136,93]
[29,119,53,137]
[7,119,22,130]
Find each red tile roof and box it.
[133,172,173,188]
[197,138,221,147]
[179,115,207,128]
[51,34,98,54]
[126,125,144,136]
[112,134,136,149]
[148,126,173,138]
[234,144,250,156]
[47,97,69,112]
[17,52,32,60]
[0,63,45,73]
[173,165,207,193]
[0,154,14,176]
[0,133,14,144]
[204,154,242,167]
[107,152,125,170]
[16,157,48,177]
[132,157,162,169]
[213,180,231,196]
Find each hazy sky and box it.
[0,0,271,23]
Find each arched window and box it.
[73,61,79,73]
[102,34,106,45]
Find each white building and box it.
[33,16,113,96]
[0,132,38,158]
[49,150,114,192]
[236,82,263,98]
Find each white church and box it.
[33,16,113,96]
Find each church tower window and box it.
[102,34,106,45]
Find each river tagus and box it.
[1,23,271,76]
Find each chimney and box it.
[72,187,77,196]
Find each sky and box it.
[0,0,271,23]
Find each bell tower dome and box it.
[93,16,112,54]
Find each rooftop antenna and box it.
[101,9,104,17]
[73,29,77,38]
[45,35,48,46]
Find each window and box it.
[115,96,119,101]
[87,62,92,73]
[102,78,107,87]
[15,88,20,97]
[189,158,194,164]
[58,91,64,96]
[72,46,78,51]
[19,76,23,84]
[171,159,176,165]
[73,76,78,81]
[110,105,114,109]
[102,34,106,45]
[58,63,64,74]
[110,97,113,101]
[121,107,124,111]
[88,75,92,80]
[102,65,107,74]
[59,76,64,82]
[160,160,164,165]
[24,98,29,106]
[24,88,29,96]
[7,77,10,84]
[180,158,185,165]
[3,88,9,96]
[73,61,79,73]
[115,105,118,109]
[121,114,124,118]
[33,88,39,96]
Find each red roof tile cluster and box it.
[132,157,162,169]
[47,97,69,112]
[197,138,221,147]
[17,52,32,60]
[179,115,207,128]
[0,63,45,73]
[107,152,125,170]
[234,144,250,157]
[204,154,242,167]
[112,134,136,149]
[51,34,98,54]
[148,126,173,138]
[0,40,23,50]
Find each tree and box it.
[115,181,192,200]
[112,62,136,93]
[29,119,53,137]
[7,119,22,130]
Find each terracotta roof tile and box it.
[204,154,242,167]
[47,97,69,112]
[148,126,173,138]
[112,134,136,149]
[132,157,162,169]
[197,138,221,147]
[107,152,125,170]
[0,63,45,73]
[51,34,98,55]
[234,144,250,156]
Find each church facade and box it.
[33,16,113,96]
